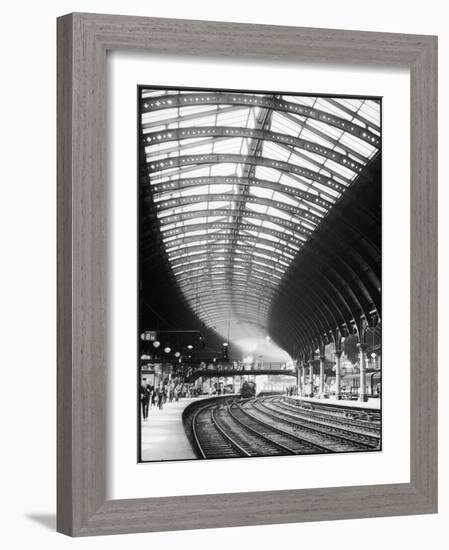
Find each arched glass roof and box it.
[140,89,380,346]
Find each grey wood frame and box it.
[57,12,438,537]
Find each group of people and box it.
[140,378,203,422]
[140,382,173,421]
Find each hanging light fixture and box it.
[153,340,160,348]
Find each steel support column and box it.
[309,359,314,398]
[357,343,369,402]
[334,350,343,400]
[319,355,326,396]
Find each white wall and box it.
[0,0,446,547]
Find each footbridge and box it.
[185,362,296,383]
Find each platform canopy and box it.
[140,89,380,353]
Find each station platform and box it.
[287,395,381,411]
[141,396,212,462]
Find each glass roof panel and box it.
[141,88,380,339]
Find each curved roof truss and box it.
[141,88,381,352]
[141,92,380,145]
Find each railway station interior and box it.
[139,88,381,461]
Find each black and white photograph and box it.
[0,0,442,544]
[138,86,382,462]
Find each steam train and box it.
[240,380,257,398]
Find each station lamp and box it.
[221,342,229,360]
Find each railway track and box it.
[226,401,331,455]
[258,397,380,439]
[190,396,381,459]
[247,398,380,451]
[214,403,296,456]
[274,403,380,440]
[192,402,249,459]
[281,397,381,431]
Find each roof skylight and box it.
[141,89,380,340]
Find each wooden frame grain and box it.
[57,12,438,536]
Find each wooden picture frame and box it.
[57,12,438,536]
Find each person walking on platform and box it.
[140,380,150,422]
[157,388,164,410]
[144,384,152,418]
